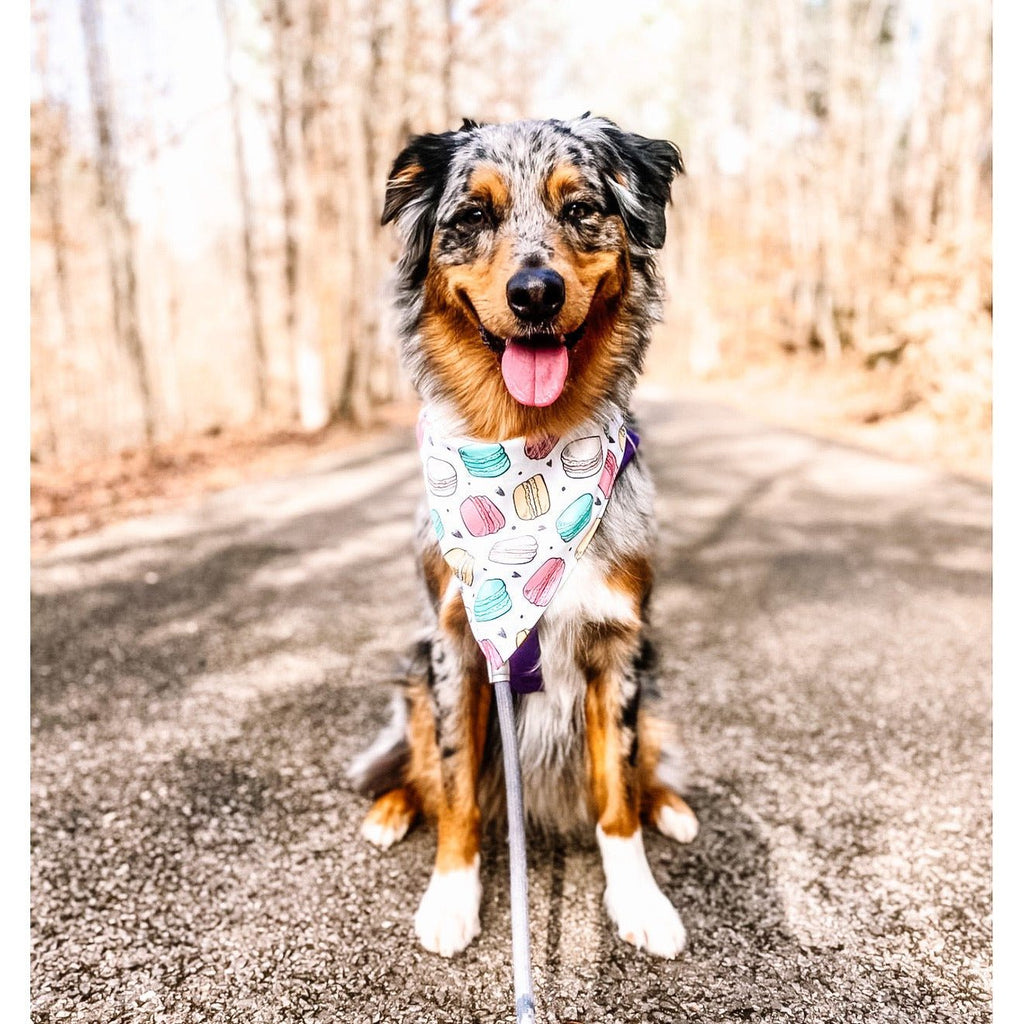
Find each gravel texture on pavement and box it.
[31,398,992,1023]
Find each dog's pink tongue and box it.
[501,342,569,407]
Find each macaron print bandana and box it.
[418,408,635,677]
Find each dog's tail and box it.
[345,635,428,797]
[346,689,410,797]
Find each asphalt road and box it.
[31,397,992,1024]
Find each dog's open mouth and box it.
[477,322,586,407]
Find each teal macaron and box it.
[430,508,444,540]
[556,494,594,542]
[474,578,512,621]
[458,442,511,478]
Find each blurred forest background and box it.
[30,0,992,538]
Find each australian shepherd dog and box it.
[349,114,699,959]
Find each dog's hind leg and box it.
[350,664,422,850]
[411,596,491,958]
[580,606,688,959]
[639,719,700,844]
[361,785,420,849]
[642,781,700,844]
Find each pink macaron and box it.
[523,557,565,606]
[480,639,503,669]
[460,495,506,537]
[598,450,618,498]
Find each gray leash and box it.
[490,661,536,1024]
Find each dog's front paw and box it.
[597,826,687,958]
[414,857,481,957]
[604,880,688,958]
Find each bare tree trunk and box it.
[942,3,989,263]
[396,0,417,143]
[358,0,388,418]
[772,0,815,351]
[43,141,82,460]
[270,0,303,422]
[441,0,455,126]
[903,5,942,243]
[33,3,70,460]
[79,0,157,445]
[335,0,385,427]
[746,0,772,246]
[39,102,76,361]
[298,0,337,421]
[217,0,270,416]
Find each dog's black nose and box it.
[506,268,565,323]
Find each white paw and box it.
[360,815,410,850]
[604,878,688,958]
[414,857,481,957]
[655,802,700,844]
[597,826,687,959]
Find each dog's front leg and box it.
[413,597,491,957]
[582,622,687,958]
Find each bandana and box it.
[417,408,638,692]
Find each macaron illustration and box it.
[523,557,565,606]
[480,638,504,669]
[560,435,603,478]
[458,442,510,478]
[443,547,475,585]
[460,495,506,537]
[430,508,444,540]
[523,434,559,460]
[474,578,513,621]
[513,474,550,520]
[426,457,458,496]
[598,449,618,498]
[488,535,539,565]
[556,493,594,541]
[574,516,601,559]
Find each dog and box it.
[348,114,698,960]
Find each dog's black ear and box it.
[381,131,460,282]
[381,131,458,226]
[590,122,684,250]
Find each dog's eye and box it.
[562,200,598,224]
[451,207,487,234]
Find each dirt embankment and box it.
[31,403,420,553]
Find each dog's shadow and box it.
[483,780,958,1024]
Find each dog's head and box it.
[383,115,683,438]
